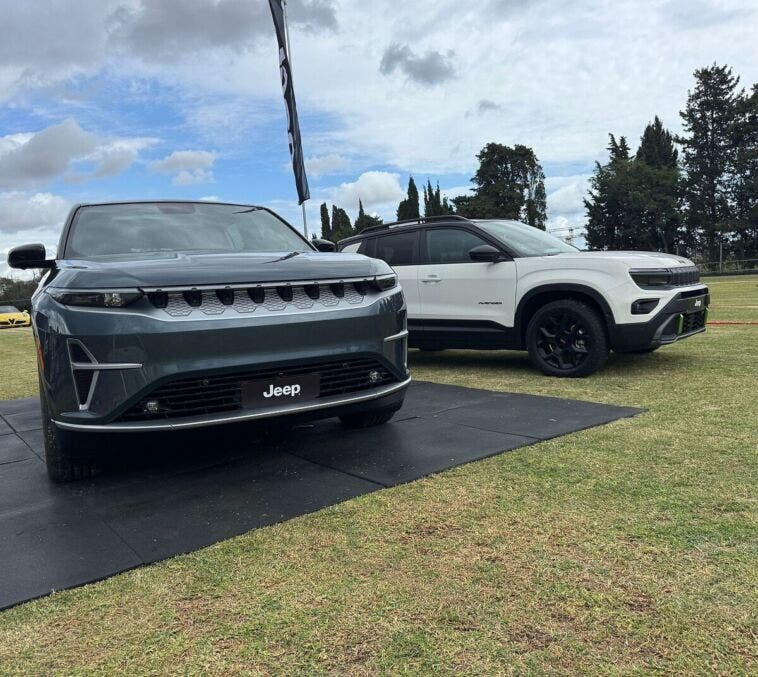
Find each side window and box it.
[340,238,375,256]
[375,231,419,267]
[425,228,490,264]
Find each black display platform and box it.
[0,382,642,609]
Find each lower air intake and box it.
[119,357,397,421]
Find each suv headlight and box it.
[371,274,397,291]
[629,269,672,289]
[47,289,144,307]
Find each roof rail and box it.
[358,214,473,235]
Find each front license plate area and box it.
[687,295,707,312]
[242,374,321,408]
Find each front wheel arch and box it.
[516,285,613,348]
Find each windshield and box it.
[64,202,312,259]
[474,220,578,257]
[0,306,20,313]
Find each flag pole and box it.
[282,0,309,238]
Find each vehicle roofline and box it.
[69,199,264,209]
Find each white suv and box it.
[339,216,710,377]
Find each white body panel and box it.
[415,260,518,324]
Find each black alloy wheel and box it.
[526,299,609,377]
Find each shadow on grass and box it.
[408,347,692,377]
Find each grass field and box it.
[0,276,756,674]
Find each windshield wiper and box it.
[265,251,301,263]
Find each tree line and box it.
[318,147,548,243]
[318,63,756,262]
[586,64,757,262]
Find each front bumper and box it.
[54,377,410,432]
[611,289,710,352]
[36,288,408,429]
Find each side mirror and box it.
[469,244,506,263]
[312,238,336,253]
[7,243,54,270]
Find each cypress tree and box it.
[354,199,383,232]
[330,205,353,242]
[320,202,331,240]
[396,176,420,220]
[632,117,683,252]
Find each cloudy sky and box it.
[1,0,757,274]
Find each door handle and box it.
[421,275,441,284]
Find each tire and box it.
[39,372,100,483]
[526,299,609,378]
[339,407,399,429]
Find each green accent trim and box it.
[676,314,684,335]
[704,308,709,324]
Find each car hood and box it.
[548,251,696,268]
[50,252,391,289]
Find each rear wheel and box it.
[339,407,399,429]
[526,300,609,378]
[39,372,100,483]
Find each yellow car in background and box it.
[0,304,31,328]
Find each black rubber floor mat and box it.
[0,381,641,610]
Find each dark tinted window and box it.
[340,238,375,256]
[357,238,375,257]
[375,231,418,266]
[65,203,310,259]
[425,228,490,264]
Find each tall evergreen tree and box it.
[452,143,547,229]
[586,124,684,252]
[330,205,353,242]
[633,117,683,252]
[354,199,383,232]
[678,64,743,261]
[319,202,332,240]
[637,116,678,168]
[732,83,758,260]
[396,176,420,220]
[585,135,632,250]
[423,179,454,217]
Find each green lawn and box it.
[0,278,756,674]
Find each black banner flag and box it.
[268,0,310,205]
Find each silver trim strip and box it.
[53,377,412,432]
[70,362,142,371]
[138,273,397,293]
[383,329,409,343]
[67,339,99,411]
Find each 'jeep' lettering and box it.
[263,383,302,398]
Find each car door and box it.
[372,229,421,313]
[416,227,517,327]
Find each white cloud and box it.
[327,171,405,210]
[0,192,70,276]
[172,168,215,185]
[0,191,70,235]
[149,149,217,185]
[0,120,155,188]
[108,0,337,63]
[305,153,350,178]
[149,149,216,172]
